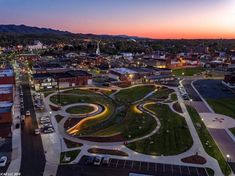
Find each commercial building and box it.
[0,69,15,85]
[0,85,13,102]
[31,70,92,91]
[0,68,15,138]
[109,67,173,83]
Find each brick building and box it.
[0,69,14,138]
[0,69,15,85]
[31,70,92,91]
[0,85,13,102]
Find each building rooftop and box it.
[32,63,65,70]
[67,70,91,77]
[111,68,137,75]
[33,70,91,80]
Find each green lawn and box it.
[172,67,205,76]
[63,138,83,148]
[114,85,155,104]
[43,91,55,97]
[148,87,174,100]
[171,93,178,101]
[66,105,94,114]
[207,98,235,119]
[122,105,157,140]
[126,104,193,156]
[60,150,80,164]
[229,127,235,136]
[90,104,157,140]
[187,106,231,176]
[63,88,96,95]
[50,90,115,135]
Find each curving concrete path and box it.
[43,86,224,175]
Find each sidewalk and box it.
[7,78,22,174]
[33,90,61,176]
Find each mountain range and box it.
[0,24,148,40]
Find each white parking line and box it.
[123,160,126,169]
[115,159,119,168]
[131,161,134,169]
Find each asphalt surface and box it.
[57,156,209,176]
[19,74,46,176]
[0,139,12,173]
[182,79,202,101]
[186,79,235,172]
[193,79,235,99]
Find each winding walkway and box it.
[44,86,223,175]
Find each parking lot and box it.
[78,156,209,176]
[194,79,235,99]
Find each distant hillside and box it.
[0,24,71,35]
[0,24,150,40]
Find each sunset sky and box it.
[0,0,235,39]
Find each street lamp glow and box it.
[226,154,230,158]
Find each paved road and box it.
[182,79,202,101]
[19,74,46,176]
[57,156,209,176]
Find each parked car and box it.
[42,123,53,128]
[93,156,102,166]
[40,119,50,124]
[26,110,30,116]
[34,129,40,135]
[21,115,25,122]
[0,156,7,167]
[85,156,95,165]
[102,157,110,165]
[40,116,50,121]
[43,128,54,134]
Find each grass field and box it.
[63,138,83,148]
[66,105,94,114]
[126,104,193,156]
[207,98,235,119]
[171,93,178,101]
[60,149,80,164]
[187,106,231,176]
[172,67,205,76]
[90,104,157,140]
[50,89,115,135]
[114,85,155,104]
[229,127,235,136]
[148,87,174,100]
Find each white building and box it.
[27,41,46,51]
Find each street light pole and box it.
[226,154,230,174]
